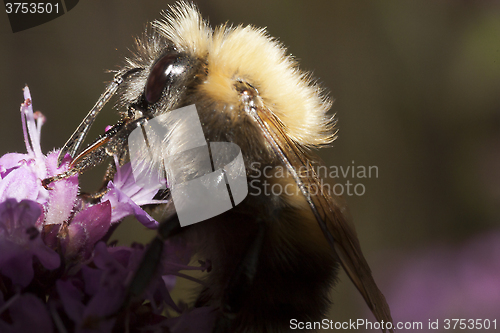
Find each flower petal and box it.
[44,150,79,225]
[64,201,112,259]
[32,237,61,270]
[0,245,34,287]
[0,199,59,287]
[57,279,85,323]
[103,182,158,229]
[0,153,27,177]
[0,166,38,203]
[0,294,53,333]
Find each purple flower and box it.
[0,86,78,225]
[0,199,60,287]
[56,241,209,332]
[103,156,167,229]
[43,150,79,227]
[0,87,50,205]
[57,244,122,333]
[0,86,211,332]
[0,293,54,333]
[0,87,162,261]
[61,201,113,260]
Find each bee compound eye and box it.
[145,53,180,104]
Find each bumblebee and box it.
[47,2,393,332]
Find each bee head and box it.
[117,1,335,151]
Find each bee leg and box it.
[105,214,185,325]
[212,220,267,333]
[41,127,118,189]
[124,214,184,303]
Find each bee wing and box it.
[248,104,393,330]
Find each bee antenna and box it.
[56,69,139,166]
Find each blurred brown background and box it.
[1,1,500,331]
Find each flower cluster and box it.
[0,87,214,332]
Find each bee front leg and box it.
[42,125,120,189]
[42,117,141,190]
[212,219,267,333]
